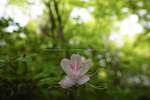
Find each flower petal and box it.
[78,60,91,76]
[76,75,90,85]
[71,54,81,64]
[61,59,73,75]
[60,76,75,88]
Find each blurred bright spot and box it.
[114,22,120,27]
[109,32,124,47]
[109,14,143,47]
[99,59,106,67]
[97,54,103,59]
[141,75,149,85]
[98,70,107,78]
[69,39,74,44]
[137,9,147,17]
[121,7,129,13]
[81,0,89,1]
[70,7,94,23]
[5,25,19,33]
[148,32,150,37]
[129,14,138,23]
[87,6,95,13]
[121,14,143,36]
[0,0,9,19]
[0,0,45,26]
[0,0,9,5]
[5,5,29,26]
[85,48,92,56]
[106,57,111,62]
[20,32,27,38]
[78,8,91,22]
[81,56,85,61]
[108,14,144,47]
[133,77,141,83]
[0,5,5,18]
[75,40,80,45]
[49,43,53,48]
[137,1,143,7]
[30,4,45,19]
[117,71,122,76]
[0,40,6,45]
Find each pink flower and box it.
[60,54,91,88]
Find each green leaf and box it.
[33,72,45,79]
[27,53,37,57]
[40,78,52,82]
[0,64,7,69]
[38,78,57,86]
[86,84,96,94]
[0,56,7,62]
[38,78,52,86]
[18,57,26,62]
[46,86,53,91]
[18,61,27,74]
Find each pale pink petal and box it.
[76,75,90,85]
[60,76,75,88]
[71,54,81,64]
[78,60,91,76]
[61,59,73,75]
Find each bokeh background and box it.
[0,0,150,100]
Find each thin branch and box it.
[53,0,66,42]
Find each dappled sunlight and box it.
[121,14,143,36]
[109,14,143,47]
[70,7,95,23]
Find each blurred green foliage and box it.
[0,0,150,100]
